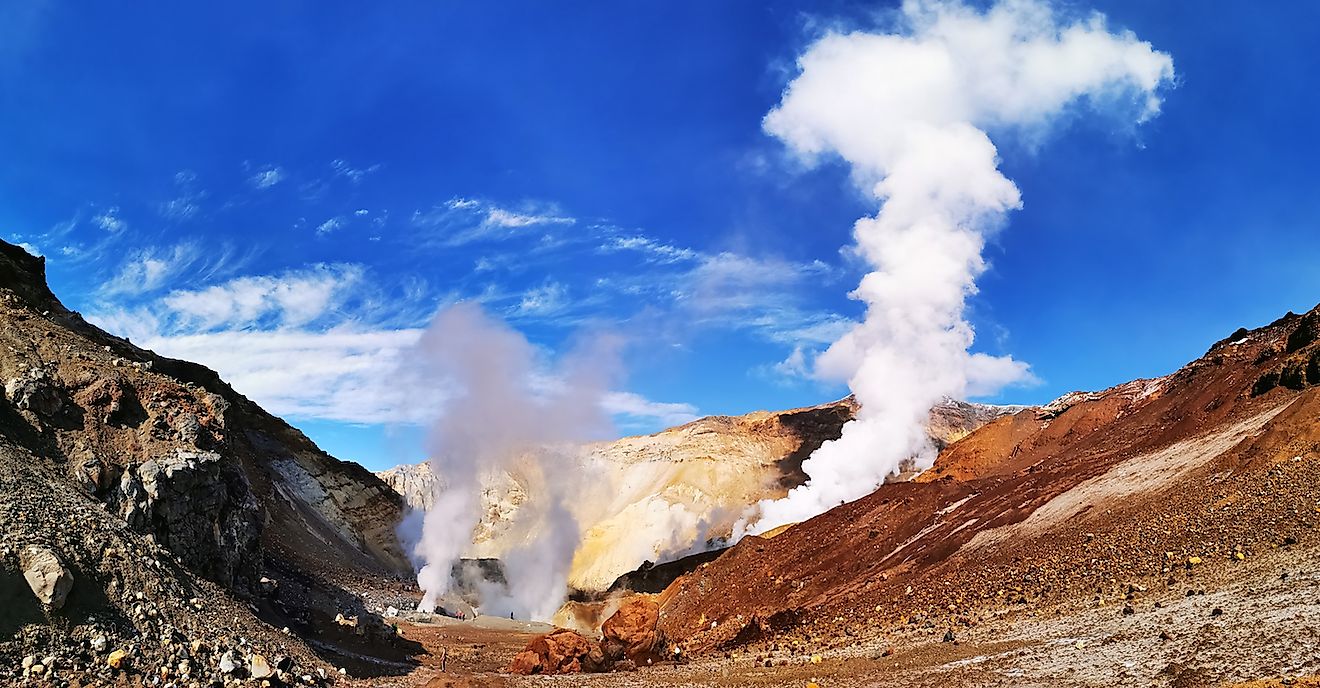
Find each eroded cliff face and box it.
[378,396,1018,592]
[0,240,409,589]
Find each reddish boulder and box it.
[602,596,667,666]
[507,628,602,675]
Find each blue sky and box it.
[3,1,1318,471]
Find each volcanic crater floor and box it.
[353,543,1320,688]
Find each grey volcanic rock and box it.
[115,450,260,585]
[5,367,65,418]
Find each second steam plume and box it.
[741,0,1175,536]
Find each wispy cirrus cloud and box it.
[410,197,576,247]
[89,261,697,431]
[100,242,203,295]
[331,159,381,184]
[515,280,570,317]
[160,170,205,221]
[247,165,285,190]
[316,217,344,236]
[598,234,697,264]
[93,206,126,232]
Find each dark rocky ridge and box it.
[0,239,420,682]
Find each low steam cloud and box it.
[740,0,1174,535]
[411,303,620,619]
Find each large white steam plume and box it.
[740,0,1174,535]
[411,303,620,619]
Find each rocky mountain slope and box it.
[379,396,1019,593]
[0,240,416,683]
[656,303,1320,674]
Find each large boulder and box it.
[601,596,666,666]
[20,546,72,609]
[507,628,606,675]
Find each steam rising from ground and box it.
[411,303,619,619]
[740,0,1174,535]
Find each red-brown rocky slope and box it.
[658,304,1320,655]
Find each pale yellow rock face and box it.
[380,400,854,591]
[378,397,1014,592]
[564,418,814,591]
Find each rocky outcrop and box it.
[508,597,667,675]
[114,450,260,586]
[1251,309,1320,395]
[5,367,67,420]
[601,597,666,666]
[507,628,605,675]
[377,461,439,512]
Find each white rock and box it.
[21,546,73,608]
[249,654,274,680]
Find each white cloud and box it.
[316,217,343,236]
[412,197,577,246]
[161,170,205,220]
[485,207,574,228]
[88,261,428,426]
[751,345,822,387]
[159,197,201,221]
[445,197,480,210]
[774,346,810,378]
[600,235,697,264]
[516,281,569,316]
[101,243,201,295]
[679,252,842,340]
[132,327,432,425]
[159,264,366,330]
[94,207,126,232]
[601,391,700,429]
[331,159,381,183]
[15,242,42,257]
[248,166,285,189]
